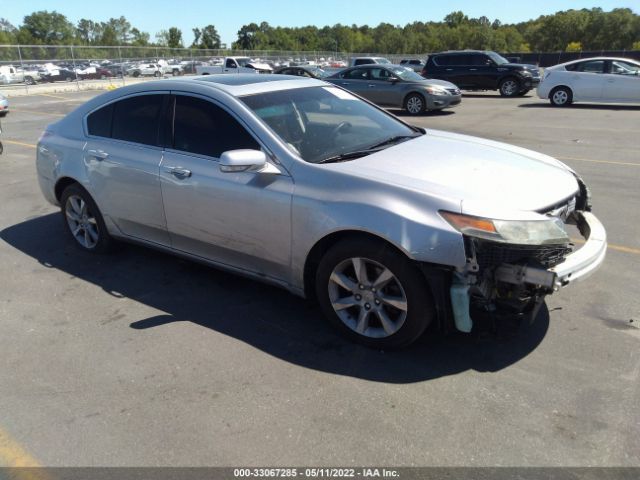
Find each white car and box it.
[538,57,640,106]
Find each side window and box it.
[87,103,114,138]
[369,68,392,80]
[575,60,605,73]
[173,95,259,158]
[225,59,237,68]
[611,61,639,75]
[449,55,471,66]
[433,55,450,66]
[471,55,489,66]
[111,95,163,146]
[343,68,368,80]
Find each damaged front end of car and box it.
[440,179,606,332]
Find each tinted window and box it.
[343,68,368,80]
[448,55,472,66]
[611,60,640,75]
[111,95,163,146]
[354,59,374,66]
[369,67,393,80]
[173,95,259,158]
[433,55,450,66]
[87,103,114,138]
[226,59,237,68]
[471,54,490,66]
[571,60,605,73]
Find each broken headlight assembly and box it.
[440,211,570,246]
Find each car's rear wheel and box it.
[499,77,520,97]
[404,93,426,115]
[549,86,573,107]
[315,238,434,349]
[0,141,3,155]
[154,71,161,77]
[60,184,113,253]
[24,76,35,85]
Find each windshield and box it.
[390,67,425,82]
[310,67,329,78]
[487,52,510,65]
[241,86,418,163]
[236,58,252,67]
[376,58,392,64]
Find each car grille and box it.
[474,240,572,269]
[446,87,461,95]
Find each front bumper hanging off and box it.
[495,211,607,291]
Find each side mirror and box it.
[388,77,399,83]
[219,149,279,174]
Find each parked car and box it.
[196,57,272,75]
[422,50,541,97]
[400,59,426,72]
[0,92,8,117]
[274,66,329,78]
[326,64,461,114]
[79,67,115,80]
[127,64,163,77]
[537,57,640,106]
[350,57,392,67]
[0,65,42,85]
[40,68,77,83]
[36,75,606,349]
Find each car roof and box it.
[557,56,640,66]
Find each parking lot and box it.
[0,88,638,467]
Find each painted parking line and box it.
[557,155,640,167]
[0,427,41,468]
[3,140,37,149]
[10,109,65,118]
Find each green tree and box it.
[191,25,221,49]
[21,10,74,44]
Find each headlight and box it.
[440,211,569,245]
[425,86,448,95]
[519,70,533,77]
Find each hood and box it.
[502,63,540,72]
[327,129,579,217]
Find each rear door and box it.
[83,92,170,245]
[365,67,401,106]
[334,68,369,96]
[442,54,471,87]
[566,60,607,100]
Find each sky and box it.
[1,0,638,47]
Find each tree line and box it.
[0,8,638,54]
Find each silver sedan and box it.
[36,75,605,348]
[326,64,461,114]
[0,92,8,117]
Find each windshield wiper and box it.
[317,134,420,164]
[317,148,384,164]
[367,134,419,150]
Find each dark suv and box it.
[422,50,541,97]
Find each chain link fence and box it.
[2,44,639,94]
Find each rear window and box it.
[111,95,164,146]
[87,103,113,137]
[432,55,450,66]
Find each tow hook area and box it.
[494,264,557,291]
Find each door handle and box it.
[367,84,376,87]
[341,82,350,85]
[87,149,109,160]
[446,68,453,71]
[164,166,192,179]
[469,68,477,71]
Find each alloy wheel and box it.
[406,96,423,114]
[552,90,569,105]
[65,194,99,249]
[328,257,408,338]
[501,79,519,96]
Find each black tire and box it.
[60,183,114,254]
[0,141,3,155]
[172,69,180,76]
[549,86,573,107]
[499,77,520,97]
[154,71,161,77]
[315,238,434,349]
[132,71,140,78]
[24,76,35,85]
[404,93,426,115]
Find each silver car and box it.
[36,75,606,349]
[326,64,461,115]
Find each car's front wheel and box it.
[499,77,520,97]
[315,238,434,349]
[60,184,113,253]
[404,93,426,115]
[549,86,573,107]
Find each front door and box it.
[159,94,294,281]
[602,60,640,102]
